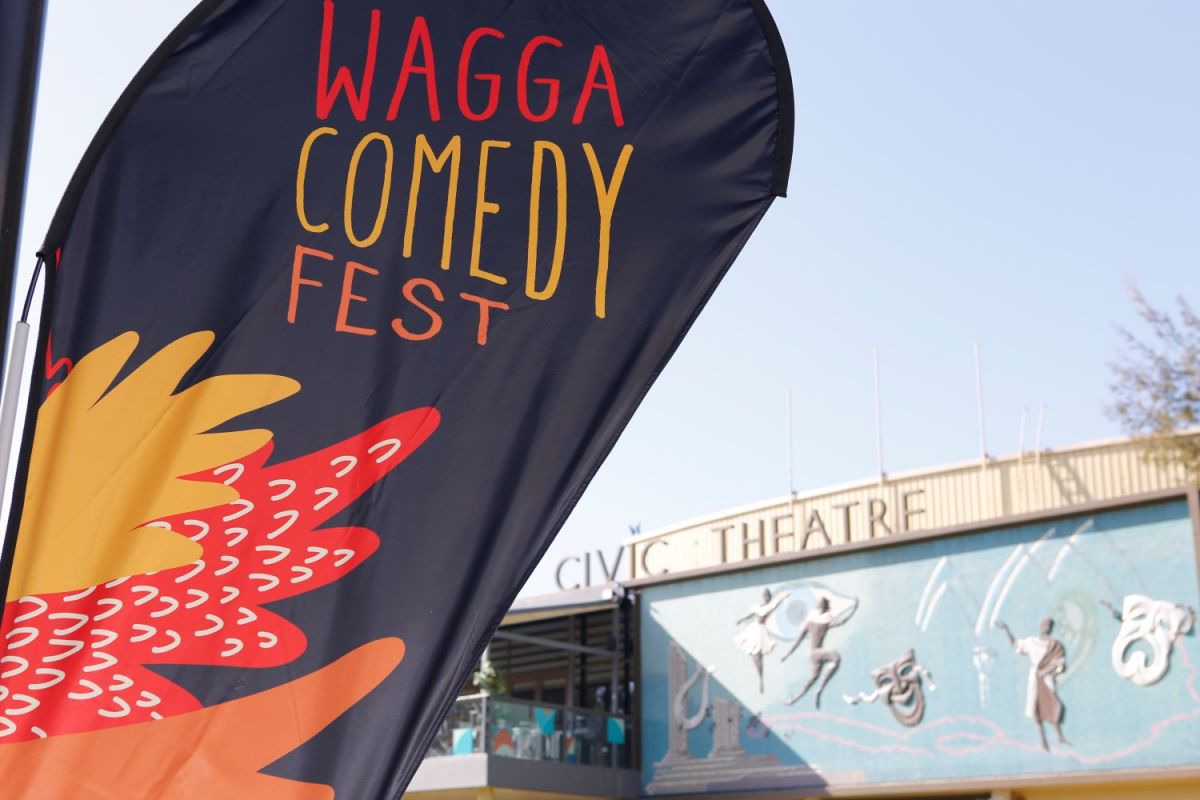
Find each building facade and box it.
[408,435,1200,800]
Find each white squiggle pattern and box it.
[368,438,402,462]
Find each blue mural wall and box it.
[639,500,1200,795]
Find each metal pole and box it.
[566,616,576,713]
[974,341,989,515]
[1018,406,1027,461]
[480,693,489,755]
[974,341,987,465]
[1,0,48,358]
[785,387,794,496]
[610,603,620,768]
[0,257,42,525]
[609,605,619,714]
[786,387,798,553]
[1035,403,1046,466]
[0,322,31,499]
[873,347,884,485]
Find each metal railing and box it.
[426,694,632,769]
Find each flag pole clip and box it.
[0,254,45,500]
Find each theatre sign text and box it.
[554,435,1192,592]
[556,488,928,591]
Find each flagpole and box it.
[1,0,48,348]
[0,0,48,519]
[0,258,41,499]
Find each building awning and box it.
[502,584,625,627]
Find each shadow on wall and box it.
[645,638,826,796]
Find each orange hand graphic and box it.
[0,638,404,799]
[0,331,438,795]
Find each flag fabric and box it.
[0,0,792,796]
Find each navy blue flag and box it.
[0,1,791,796]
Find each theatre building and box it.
[406,434,1200,800]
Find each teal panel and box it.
[639,500,1200,795]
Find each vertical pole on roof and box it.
[974,341,990,515]
[786,388,798,554]
[1035,403,1046,466]
[785,387,795,496]
[974,341,988,466]
[873,347,885,486]
[1018,406,1028,463]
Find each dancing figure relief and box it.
[781,593,858,709]
[733,588,790,693]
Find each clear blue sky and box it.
[11,1,1199,596]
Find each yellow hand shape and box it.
[7,331,299,600]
